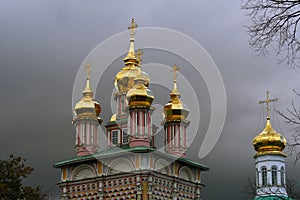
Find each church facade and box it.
[54,19,208,200]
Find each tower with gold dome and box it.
[163,65,190,157]
[73,63,102,156]
[54,19,208,200]
[252,91,292,200]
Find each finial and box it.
[136,49,144,66]
[259,90,278,120]
[124,18,138,62]
[85,62,91,80]
[171,64,180,94]
[128,17,138,40]
[82,62,93,96]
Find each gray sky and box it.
[0,0,299,199]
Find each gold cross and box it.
[259,90,278,118]
[171,64,180,82]
[85,62,91,79]
[136,49,144,65]
[128,17,138,39]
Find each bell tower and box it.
[252,91,291,199]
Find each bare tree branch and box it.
[275,90,300,164]
[242,0,300,68]
[245,178,300,199]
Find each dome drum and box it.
[127,95,154,108]
[126,83,154,108]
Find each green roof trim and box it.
[54,146,209,171]
[255,196,293,200]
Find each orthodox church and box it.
[54,19,294,200]
[54,19,208,200]
[252,91,293,200]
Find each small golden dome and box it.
[163,95,189,122]
[163,65,189,123]
[110,113,116,122]
[126,71,154,108]
[253,118,286,157]
[74,64,102,124]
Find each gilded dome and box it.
[74,75,102,124]
[126,74,154,108]
[163,65,189,123]
[110,113,116,122]
[164,94,189,122]
[253,118,286,157]
[114,66,150,92]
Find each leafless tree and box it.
[242,0,300,68]
[276,90,300,164]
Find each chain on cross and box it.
[259,90,278,119]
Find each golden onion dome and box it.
[74,64,102,124]
[114,18,149,92]
[114,66,150,92]
[126,71,154,108]
[163,65,189,123]
[163,94,189,122]
[253,118,286,157]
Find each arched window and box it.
[280,166,285,186]
[179,166,194,182]
[261,166,267,186]
[271,166,277,185]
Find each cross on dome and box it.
[128,17,138,39]
[85,62,91,79]
[171,64,180,94]
[259,90,278,119]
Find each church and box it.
[54,19,209,200]
[54,19,294,200]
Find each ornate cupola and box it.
[253,118,286,158]
[113,18,150,119]
[253,91,286,158]
[73,63,102,156]
[163,65,190,157]
[252,91,290,199]
[127,66,154,148]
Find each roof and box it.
[255,196,293,200]
[53,146,209,171]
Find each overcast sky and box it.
[0,1,299,199]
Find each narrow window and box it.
[281,167,285,186]
[112,130,118,145]
[256,168,259,186]
[122,129,128,143]
[271,166,277,185]
[121,96,125,114]
[91,125,94,144]
[261,167,267,186]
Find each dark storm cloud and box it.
[0,1,299,199]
